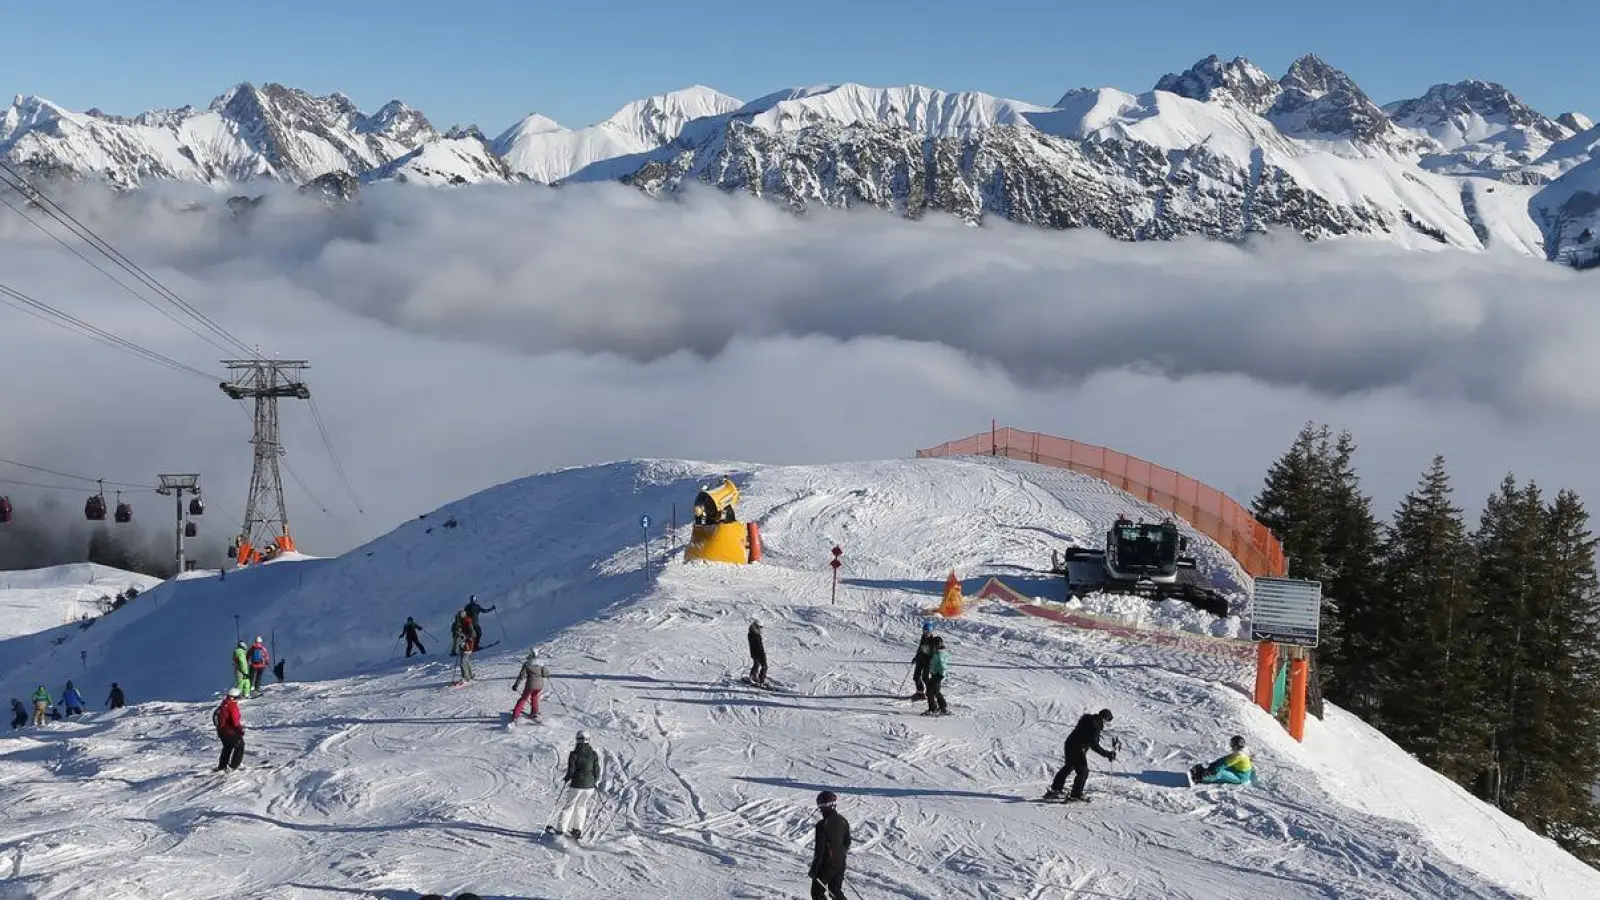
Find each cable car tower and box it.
[220,358,310,566]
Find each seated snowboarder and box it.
[1190,735,1255,786]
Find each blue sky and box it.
[3,0,1593,132]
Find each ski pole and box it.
[496,613,508,642]
[389,637,402,660]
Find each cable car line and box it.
[0,456,156,490]
[0,278,220,381]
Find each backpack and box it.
[249,646,265,665]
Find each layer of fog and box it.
[0,179,1594,559]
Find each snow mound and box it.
[2,457,1596,899]
[0,563,160,641]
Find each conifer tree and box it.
[1317,431,1385,717]
[1376,456,1484,781]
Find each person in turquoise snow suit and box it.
[61,681,84,716]
[1191,735,1256,785]
[922,636,949,715]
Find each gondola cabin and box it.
[85,494,107,521]
[189,496,204,516]
[114,493,132,523]
[0,496,12,524]
[185,521,198,538]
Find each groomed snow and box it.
[0,563,160,641]
[2,457,1596,899]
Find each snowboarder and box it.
[911,621,937,700]
[400,617,427,657]
[1190,735,1255,786]
[464,595,496,646]
[550,730,601,838]
[511,649,548,721]
[30,685,50,726]
[247,637,270,692]
[231,641,251,695]
[747,619,767,685]
[1044,708,1116,801]
[212,687,245,771]
[922,636,948,715]
[61,680,84,717]
[808,790,852,900]
[10,699,26,729]
[106,683,125,709]
[455,625,476,684]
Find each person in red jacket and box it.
[213,687,245,771]
[247,637,270,693]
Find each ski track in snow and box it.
[0,457,1594,899]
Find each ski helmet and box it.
[255,636,263,643]
[237,640,245,647]
[1230,735,1246,750]
[576,730,588,743]
[227,688,241,698]
[816,790,837,808]
[922,620,933,633]
[1099,708,1114,721]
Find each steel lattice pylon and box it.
[220,359,310,565]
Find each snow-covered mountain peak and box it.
[358,98,437,145]
[1385,80,1568,148]
[1267,54,1416,153]
[742,82,1050,138]
[0,94,76,141]
[599,85,742,145]
[1152,54,1281,110]
[1558,111,1594,133]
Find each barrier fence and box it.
[916,426,1286,578]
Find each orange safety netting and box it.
[916,426,1286,578]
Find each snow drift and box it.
[1,456,1596,899]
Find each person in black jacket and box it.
[911,621,936,700]
[1044,708,1116,801]
[747,619,767,685]
[106,683,125,709]
[464,595,496,646]
[808,790,851,900]
[400,617,427,657]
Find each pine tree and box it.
[1251,422,1334,583]
[1318,431,1385,718]
[1376,456,1486,781]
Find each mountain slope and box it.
[0,563,158,641]
[1,57,1596,265]
[2,456,1597,899]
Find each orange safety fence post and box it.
[1287,652,1309,741]
[1253,641,1278,713]
[746,522,763,562]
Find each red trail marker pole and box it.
[830,545,843,605]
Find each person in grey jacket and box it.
[511,649,548,721]
[549,731,602,838]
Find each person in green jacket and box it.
[232,642,252,696]
[922,637,949,716]
[31,685,51,726]
[549,731,602,839]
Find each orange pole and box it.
[746,522,763,563]
[1288,656,1309,741]
[1253,641,1278,712]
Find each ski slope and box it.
[0,563,159,642]
[2,457,1597,900]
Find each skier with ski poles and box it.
[510,648,548,723]
[808,790,852,900]
[1044,708,1116,801]
[910,621,937,700]
[548,731,601,838]
[400,617,427,657]
[464,595,497,646]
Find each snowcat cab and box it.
[0,495,11,524]
[1049,515,1230,617]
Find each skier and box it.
[510,649,548,722]
[911,621,937,700]
[549,730,601,838]
[922,636,948,716]
[808,790,852,900]
[400,617,427,657]
[212,687,245,771]
[455,622,477,685]
[61,680,85,717]
[231,641,251,695]
[106,683,125,709]
[747,618,767,685]
[1190,735,1255,786]
[449,610,470,657]
[1044,708,1116,801]
[464,595,496,646]
[247,637,270,692]
[10,698,26,729]
[31,685,51,726]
